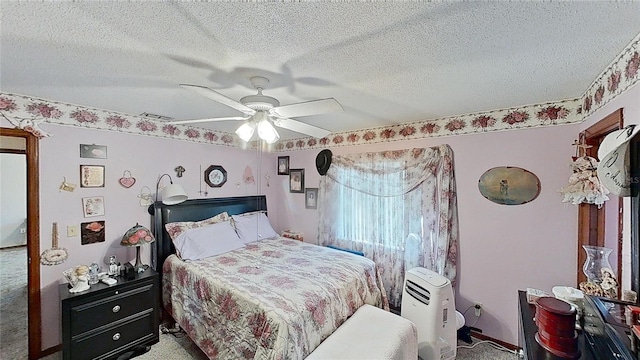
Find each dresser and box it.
[518,290,636,360]
[60,268,160,360]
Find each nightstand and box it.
[59,268,160,360]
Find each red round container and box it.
[535,297,576,317]
[535,297,576,333]
[535,310,576,337]
[534,297,580,359]
[537,327,578,349]
[535,332,580,359]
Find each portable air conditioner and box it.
[401,267,457,360]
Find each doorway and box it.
[0,128,41,360]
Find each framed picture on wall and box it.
[80,144,107,159]
[80,165,105,188]
[278,156,290,175]
[305,188,318,209]
[289,168,304,193]
[82,196,105,218]
[81,221,105,245]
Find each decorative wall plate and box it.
[204,165,227,188]
[478,166,541,205]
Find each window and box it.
[318,146,458,307]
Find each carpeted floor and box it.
[139,331,521,359]
[41,329,519,360]
[0,247,28,360]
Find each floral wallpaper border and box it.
[0,93,242,147]
[0,91,582,151]
[0,33,638,151]
[276,98,582,151]
[580,32,640,117]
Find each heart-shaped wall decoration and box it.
[119,170,136,188]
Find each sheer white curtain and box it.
[318,146,459,307]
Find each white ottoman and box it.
[306,305,418,360]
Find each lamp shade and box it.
[120,223,155,247]
[257,117,280,144]
[235,122,256,142]
[236,111,280,144]
[161,183,188,205]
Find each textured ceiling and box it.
[2,2,640,140]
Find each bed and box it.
[151,196,389,359]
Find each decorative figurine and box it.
[64,265,90,293]
[88,263,100,285]
[108,255,118,277]
[600,268,618,299]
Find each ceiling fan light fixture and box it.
[235,121,256,142]
[176,77,342,139]
[257,117,280,144]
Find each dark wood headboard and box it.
[150,195,267,272]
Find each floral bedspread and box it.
[162,238,388,360]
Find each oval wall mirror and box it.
[478,166,541,205]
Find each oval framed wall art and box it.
[478,166,541,205]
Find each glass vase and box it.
[582,245,613,284]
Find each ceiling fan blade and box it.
[270,98,343,118]
[272,117,331,139]
[180,84,256,116]
[167,116,249,125]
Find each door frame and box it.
[630,135,640,295]
[577,109,623,290]
[0,127,41,359]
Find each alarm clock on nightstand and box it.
[204,165,227,187]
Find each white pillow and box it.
[165,212,231,240]
[231,212,279,244]
[172,221,244,261]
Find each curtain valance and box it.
[326,146,451,197]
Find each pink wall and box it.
[273,124,580,345]
[0,119,280,350]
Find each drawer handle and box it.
[112,305,120,313]
[112,333,121,341]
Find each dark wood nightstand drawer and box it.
[69,310,155,360]
[69,281,155,335]
[61,269,160,360]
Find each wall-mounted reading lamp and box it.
[147,173,188,215]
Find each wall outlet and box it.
[474,302,483,317]
[67,225,79,237]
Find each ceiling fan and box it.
[169,76,343,143]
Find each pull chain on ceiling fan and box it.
[168,76,343,143]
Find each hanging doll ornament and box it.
[559,139,609,208]
[138,186,153,207]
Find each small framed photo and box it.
[305,188,318,209]
[80,165,105,188]
[277,156,290,175]
[82,196,105,218]
[289,168,305,193]
[81,221,105,245]
[80,144,107,159]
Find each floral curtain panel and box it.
[318,145,459,307]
